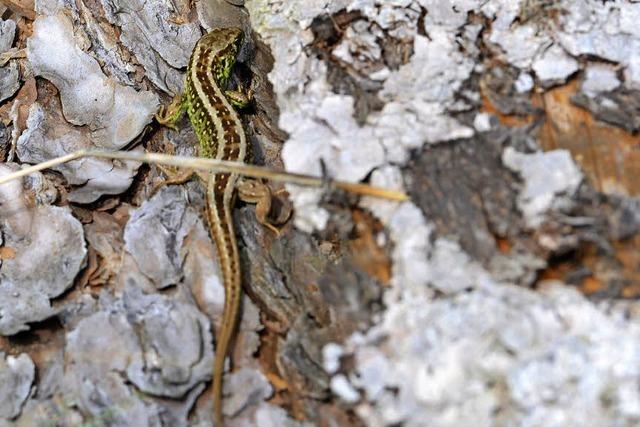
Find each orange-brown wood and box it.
[484,78,640,297]
[535,80,640,196]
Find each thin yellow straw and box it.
[0,150,408,201]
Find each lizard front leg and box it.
[152,94,197,193]
[155,93,185,130]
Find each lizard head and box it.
[195,27,244,87]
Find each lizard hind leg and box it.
[237,178,291,235]
[225,77,257,109]
[225,88,252,109]
[152,93,196,195]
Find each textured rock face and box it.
[1,0,640,426]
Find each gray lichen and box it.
[0,352,34,420]
[101,0,202,94]
[0,20,16,54]
[0,19,19,103]
[124,186,202,290]
[0,62,19,103]
[223,368,272,419]
[0,165,86,335]
[16,104,142,203]
[22,5,158,203]
[61,285,213,426]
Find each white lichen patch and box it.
[323,342,345,376]
[514,71,534,93]
[331,374,361,404]
[485,0,640,98]
[502,148,583,228]
[415,0,474,28]
[473,112,493,132]
[377,30,475,160]
[328,234,640,427]
[360,165,405,225]
[0,165,86,336]
[557,1,637,73]
[531,43,579,87]
[387,202,433,292]
[282,94,385,181]
[250,1,474,231]
[487,14,551,69]
[280,91,386,230]
[581,63,621,96]
[23,10,157,202]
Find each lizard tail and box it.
[207,174,243,426]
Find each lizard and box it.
[156,27,283,425]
